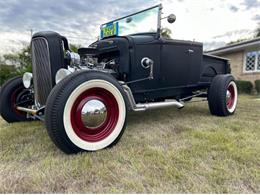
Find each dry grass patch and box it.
[0,95,260,193]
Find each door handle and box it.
[188,49,194,54]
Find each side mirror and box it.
[167,14,176,24]
[126,17,132,23]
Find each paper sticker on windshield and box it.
[101,22,118,39]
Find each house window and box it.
[244,50,260,73]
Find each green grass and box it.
[0,95,260,193]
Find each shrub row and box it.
[235,80,260,94]
[235,80,253,94]
[255,80,260,94]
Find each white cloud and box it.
[160,0,259,50]
[0,0,259,54]
[0,31,31,55]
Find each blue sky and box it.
[0,0,259,54]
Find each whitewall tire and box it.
[45,71,128,154]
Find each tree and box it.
[0,45,32,86]
[2,45,32,74]
[226,25,260,46]
[227,38,249,45]
[0,46,32,85]
[255,25,260,37]
[69,44,80,53]
[161,28,172,38]
[0,64,17,85]
[0,43,82,86]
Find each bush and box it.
[255,80,260,94]
[235,80,253,94]
[0,64,19,86]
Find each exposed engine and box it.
[80,54,119,72]
[65,48,120,76]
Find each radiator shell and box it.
[31,31,66,106]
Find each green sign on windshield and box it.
[100,22,119,39]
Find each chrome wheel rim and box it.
[70,87,120,142]
[81,99,107,129]
[226,81,238,113]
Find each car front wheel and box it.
[0,76,34,123]
[45,71,127,154]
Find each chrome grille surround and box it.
[31,37,53,106]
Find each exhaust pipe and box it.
[16,106,38,115]
[136,100,184,111]
[122,84,184,112]
[16,106,45,117]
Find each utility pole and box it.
[30,29,33,37]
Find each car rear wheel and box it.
[0,76,33,123]
[45,71,127,154]
[208,75,238,116]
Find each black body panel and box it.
[84,33,230,102]
[160,38,203,87]
[201,54,230,83]
[30,30,229,105]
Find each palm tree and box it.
[161,28,172,38]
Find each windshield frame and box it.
[100,4,162,39]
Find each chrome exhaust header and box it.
[136,100,184,111]
[16,106,45,120]
[122,84,184,112]
[16,106,38,115]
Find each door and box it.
[160,40,203,88]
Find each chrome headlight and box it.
[55,68,72,84]
[22,72,33,88]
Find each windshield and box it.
[100,5,160,39]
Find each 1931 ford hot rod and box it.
[0,5,238,153]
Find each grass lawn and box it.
[0,95,260,193]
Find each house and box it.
[206,37,260,87]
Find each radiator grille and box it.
[31,38,53,106]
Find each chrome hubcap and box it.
[81,99,107,129]
[226,90,231,103]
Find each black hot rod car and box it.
[0,5,238,153]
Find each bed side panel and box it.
[200,54,230,83]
